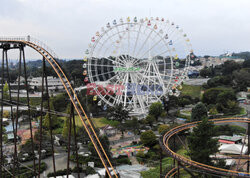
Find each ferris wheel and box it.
[83,17,193,115]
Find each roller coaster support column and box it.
[248,122,250,173]
[0,44,4,178]
[179,162,195,178]
[160,148,162,178]
[177,161,180,178]
[173,128,176,178]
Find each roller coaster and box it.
[0,37,118,178]
[1,37,250,178]
[161,117,250,177]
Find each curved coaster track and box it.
[161,117,250,178]
[0,36,118,178]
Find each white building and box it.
[219,144,248,155]
[29,76,69,92]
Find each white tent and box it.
[219,144,248,155]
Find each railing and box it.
[0,36,59,59]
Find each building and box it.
[219,144,248,155]
[29,76,69,92]
[199,55,244,68]
[100,125,117,137]
[217,135,242,144]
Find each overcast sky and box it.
[1,0,250,59]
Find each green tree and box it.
[209,107,218,116]
[191,103,208,122]
[202,88,225,105]
[125,117,139,134]
[158,124,170,135]
[216,90,239,115]
[140,130,157,148]
[107,104,130,136]
[145,115,155,127]
[233,69,250,91]
[3,82,9,99]
[187,118,219,165]
[222,61,240,75]
[51,93,68,112]
[163,95,178,114]
[149,102,163,121]
[43,101,58,130]
[62,104,75,138]
[200,67,214,78]
[88,135,111,159]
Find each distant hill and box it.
[232,52,250,60]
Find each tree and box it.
[88,135,111,159]
[3,82,9,99]
[216,90,239,115]
[149,102,163,121]
[51,93,68,112]
[233,69,250,91]
[140,130,157,148]
[222,61,240,75]
[43,101,58,130]
[62,104,75,138]
[145,115,155,127]
[187,118,219,165]
[107,104,130,136]
[125,117,139,134]
[209,107,218,116]
[164,95,178,114]
[202,88,225,105]
[158,124,170,135]
[191,103,208,122]
[200,67,214,78]
[3,110,10,118]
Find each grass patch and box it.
[92,117,119,128]
[13,97,42,106]
[181,110,191,116]
[176,111,191,121]
[177,147,190,159]
[180,84,202,98]
[140,157,173,178]
[57,117,119,129]
[237,107,247,116]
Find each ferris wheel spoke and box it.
[130,73,146,113]
[127,23,130,55]
[89,64,116,68]
[102,73,125,105]
[123,73,129,106]
[95,30,127,65]
[138,38,163,60]
[135,28,154,58]
[132,23,142,57]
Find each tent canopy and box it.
[219,144,248,155]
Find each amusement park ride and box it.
[0,17,250,178]
[83,17,194,116]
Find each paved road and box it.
[184,78,210,86]
[24,153,77,177]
